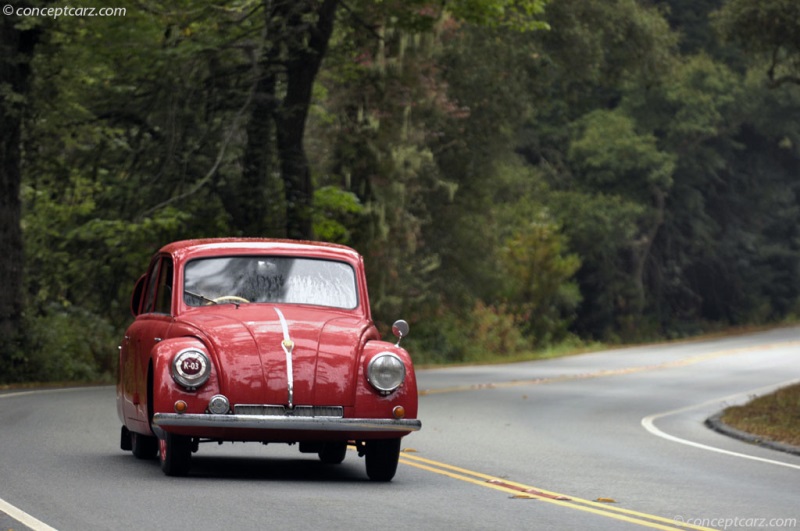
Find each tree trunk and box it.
[630,186,666,318]
[276,0,340,240]
[233,12,282,237]
[0,13,39,375]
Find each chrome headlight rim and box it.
[171,348,211,390]
[367,352,406,395]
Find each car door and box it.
[122,255,175,432]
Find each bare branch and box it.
[339,1,383,41]
[136,79,257,220]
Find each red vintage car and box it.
[117,238,420,481]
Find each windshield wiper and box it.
[185,290,249,308]
[184,289,219,305]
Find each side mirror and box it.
[392,319,409,346]
[130,275,146,317]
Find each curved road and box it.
[2,327,799,530]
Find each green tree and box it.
[510,0,679,338]
[713,0,800,88]
[16,0,800,379]
[318,1,548,326]
[569,108,676,327]
[500,213,581,345]
[625,54,744,327]
[1,6,42,381]
[550,192,644,339]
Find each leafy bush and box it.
[21,304,117,383]
[407,301,533,365]
[499,215,582,346]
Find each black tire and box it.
[159,432,192,476]
[318,442,347,465]
[131,431,159,460]
[365,438,401,482]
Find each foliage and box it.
[406,301,532,364]
[446,0,549,31]
[499,214,582,346]
[549,191,645,339]
[5,0,800,381]
[569,109,675,194]
[712,0,800,87]
[23,304,117,383]
[312,185,365,244]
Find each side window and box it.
[142,258,162,314]
[154,258,174,315]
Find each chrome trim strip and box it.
[274,307,294,408]
[153,413,421,433]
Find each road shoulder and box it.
[705,413,800,457]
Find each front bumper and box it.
[153,412,421,433]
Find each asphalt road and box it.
[2,327,800,531]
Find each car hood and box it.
[176,305,373,407]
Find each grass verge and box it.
[721,383,800,447]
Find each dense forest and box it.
[1,0,799,384]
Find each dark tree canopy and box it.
[4,0,800,382]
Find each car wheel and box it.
[131,431,159,460]
[159,432,192,476]
[364,438,401,482]
[318,442,347,464]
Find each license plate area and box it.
[233,405,344,418]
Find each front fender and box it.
[354,341,419,423]
[150,337,222,422]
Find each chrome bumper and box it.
[153,412,421,433]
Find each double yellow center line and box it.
[399,452,715,530]
[406,338,800,528]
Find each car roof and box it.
[159,238,363,264]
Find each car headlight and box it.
[171,348,211,390]
[367,352,406,395]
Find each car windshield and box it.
[183,256,358,310]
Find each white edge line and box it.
[641,379,800,471]
[0,387,98,531]
[0,387,102,400]
[0,497,58,531]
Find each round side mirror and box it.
[392,319,409,341]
